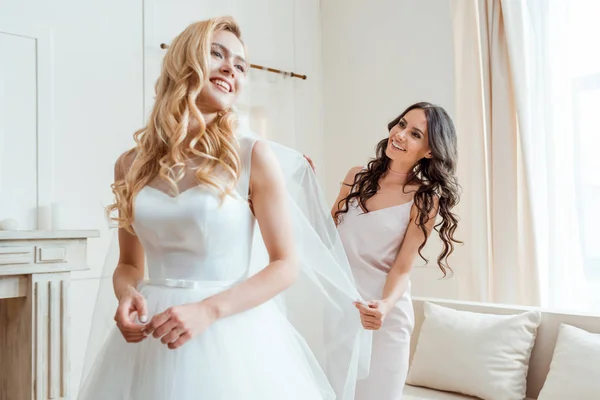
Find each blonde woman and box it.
[78,16,366,400]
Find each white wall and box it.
[2,0,323,396]
[1,0,144,395]
[0,32,38,229]
[321,0,460,299]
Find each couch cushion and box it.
[403,385,536,400]
[538,323,600,399]
[407,302,541,400]
[403,385,478,399]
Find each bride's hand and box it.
[143,301,217,349]
[114,287,148,343]
[353,300,390,330]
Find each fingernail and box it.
[140,315,148,323]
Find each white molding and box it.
[0,26,54,230]
[0,231,94,399]
[0,229,100,240]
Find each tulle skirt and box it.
[77,281,334,400]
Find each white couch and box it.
[402,297,600,399]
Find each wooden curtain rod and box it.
[159,43,307,80]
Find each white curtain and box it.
[451,0,598,312]
[508,0,600,312]
[450,0,539,306]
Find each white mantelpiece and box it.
[0,229,99,400]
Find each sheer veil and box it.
[80,117,371,400]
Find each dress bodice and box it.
[131,134,257,283]
[337,199,413,275]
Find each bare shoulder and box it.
[114,148,137,180]
[250,140,276,168]
[343,165,364,185]
[250,140,283,188]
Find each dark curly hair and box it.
[335,102,461,277]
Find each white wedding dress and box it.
[78,131,370,400]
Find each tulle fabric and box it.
[78,282,333,400]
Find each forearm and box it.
[381,269,410,307]
[203,258,298,320]
[113,263,144,300]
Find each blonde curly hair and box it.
[107,16,244,232]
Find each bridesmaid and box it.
[329,102,461,399]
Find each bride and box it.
[77,16,369,400]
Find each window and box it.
[563,1,600,307]
[572,76,600,280]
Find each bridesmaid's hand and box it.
[353,300,390,330]
[143,301,217,349]
[114,287,148,343]
[303,154,316,172]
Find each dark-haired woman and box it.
[332,102,461,399]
